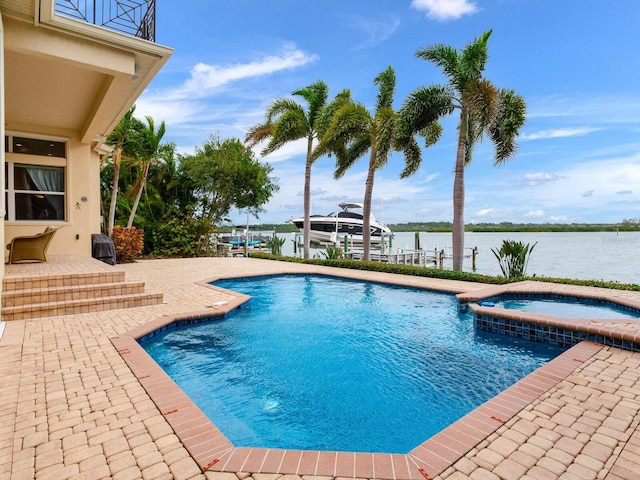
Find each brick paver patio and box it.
[1,256,639,480]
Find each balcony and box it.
[54,0,156,42]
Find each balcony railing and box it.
[55,0,156,42]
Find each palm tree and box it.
[398,30,526,270]
[316,66,422,260]
[245,80,337,260]
[106,106,141,237]
[126,116,166,227]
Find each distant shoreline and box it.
[228,222,640,234]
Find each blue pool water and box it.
[487,295,639,320]
[143,275,563,454]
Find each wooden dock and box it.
[347,250,438,267]
[346,246,478,269]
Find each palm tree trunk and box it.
[452,111,467,271]
[127,162,150,228]
[107,147,122,238]
[362,149,377,261]
[303,137,313,259]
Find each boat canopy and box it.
[339,202,364,210]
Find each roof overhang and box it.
[2,0,173,144]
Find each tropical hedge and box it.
[248,252,640,292]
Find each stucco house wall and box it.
[1,0,173,264]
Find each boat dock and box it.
[347,246,478,269]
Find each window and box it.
[4,134,67,222]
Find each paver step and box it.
[2,281,147,307]
[1,292,164,321]
[2,271,126,292]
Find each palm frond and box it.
[415,44,459,85]
[458,30,492,84]
[265,98,305,122]
[314,89,352,139]
[374,66,396,111]
[489,88,527,163]
[334,135,370,178]
[397,85,454,140]
[398,137,422,178]
[293,80,329,124]
[244,122,273,149]
[373,107,396,168]
[323,103,371,145]
[420,121,443,148]
[461,79,499,131]
[263,109,309,155]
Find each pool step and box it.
[1,271,163,320]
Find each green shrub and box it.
[265,235,286,256]
[149,216,205,257]
[491,240,537,278]
[248,252,640,291]
[321,246,343,259]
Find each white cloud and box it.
[616,190,633,195]
[582,190,595,198]
[527,94,640,125]
[297,187,328,197]
[548,215,569,222]
[525,210,545,218]
[521,128,601,141]
[474,208,512,218]
[175,44,318,99]
[251,138,308,164]
[349,15,400,50]
[137,44,318,130]
[410,0,479,20]
[520,172,560,186]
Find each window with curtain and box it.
[12,164,66,221]
[4,133,68,222]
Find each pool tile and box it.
[298,449,320,475]
[219,447,253,471]
[334,451,355,477]
[260,448,286,474]
[242,448,270,473]
[315,451,338,476]
[280,449,303,473]
[392,454,416,480]
[372,453,395,479]
[354,452,375,478]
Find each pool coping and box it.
[110,276,613,480]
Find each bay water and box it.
[276,231,639,284]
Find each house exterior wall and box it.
[3,132,101,261]
[1,9,5,282]
[1,1,172,263]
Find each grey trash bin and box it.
[91,234,116,265]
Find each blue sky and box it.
[136,0,640,226]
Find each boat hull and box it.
[291,218,392,247]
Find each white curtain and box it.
[25,166,65,219]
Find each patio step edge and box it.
[2,271,127,291]
[1,292,164,321]
[2,281,147,307]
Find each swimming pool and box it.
[143,274,564,454]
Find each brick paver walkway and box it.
[1,256,639,480]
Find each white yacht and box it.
[291,203,393,247]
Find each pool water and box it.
[143,275,563,454]
[486,296,639,320]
